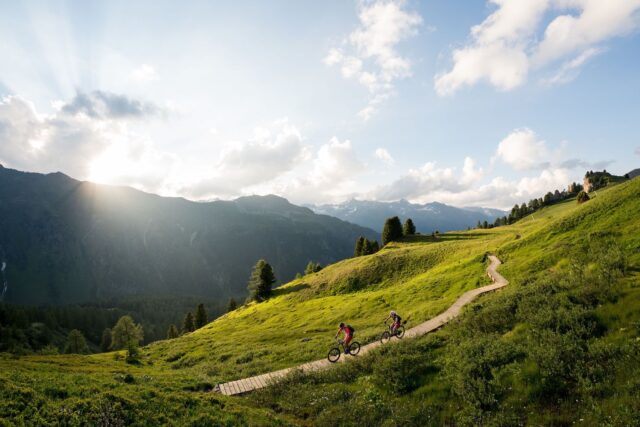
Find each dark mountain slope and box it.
[0,166,377,305]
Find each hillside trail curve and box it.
[216,254,508,396]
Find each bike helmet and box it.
[339,322,345,328]
[390,310,396,316]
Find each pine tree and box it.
[64,329,89,354]
[362,239,373,255]
[195,303,208,329]
[227,297,238,312]
[382,216,403,245]
[167,324,179,339]
[403,218,416,236]
[370,240,380,253]
[354,236,365,257]
[477,220,482,229]
[305,261,321,275]
[100,328,112,352]
[247,259,276,302]
[183,312,195,333]
[482,220,488,229]
[111,315,144,350]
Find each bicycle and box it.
[380,321,405,344]
[327,338,361,363]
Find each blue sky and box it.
[0,0,639,208]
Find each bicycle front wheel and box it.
[395,325,405,339]
[380,331,391,344]
[348,341,361,356]
[328,347,341,363]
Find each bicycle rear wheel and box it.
[327,347,341,363]
[380,331,391,344]
[348,341,361,355]
[395,325,405,339]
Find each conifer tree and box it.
[382,216,403,245]
[362,239,373,255]
[111,315,144,349]
[167,324,179,339]
[183,312,195,333]
[247,259,276,302]
[64,329,89,354]
[354,236,365,257]
[195,303,208,329]
[100,328,112,352]
[227,297,238,312]
[370,240,380,253]
[403,218,416,236]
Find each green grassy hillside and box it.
[1,178,639,425]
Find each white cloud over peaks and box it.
[0,94,174,193]
[371,156,483,201]
[541,47,604,86]
[325,0,422,120]
[495,128,550,170]
[435,0,640,95]
[375,147,395,165]
[187,120,308,198]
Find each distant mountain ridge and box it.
[309,199,506,233]
[0,166,377,305]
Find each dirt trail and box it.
[217,255,508,396]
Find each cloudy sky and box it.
[1,0,639,209]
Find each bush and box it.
[577,191,590,204]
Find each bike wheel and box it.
[395,325,405,339]
[327,347,341,363]
[348,341,361,356]
[380,331,391,344]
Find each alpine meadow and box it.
[1,1,640,426]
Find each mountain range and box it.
[0,165,377,306]
[309,199,506,233]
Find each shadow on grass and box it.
[401,232,484,244]
[272,283,310,297]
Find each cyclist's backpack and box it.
[347,325,355,334]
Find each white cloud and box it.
[371,156,483,201]
[0,94,175,194]
[375,147,395,165]
[495,128,550,171]
[435,0,640,95]
[325,0,422,119]
[532,0,640,66]
[541,47,604,86]
[435,0,547,96]
[131,64,159,82]
[187,119,308,198]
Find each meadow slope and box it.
[1,178,639,425]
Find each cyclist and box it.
[384,310,402,335]
[335,322,355,354]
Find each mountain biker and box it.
[384,310,402,335]
[335,322,355,354]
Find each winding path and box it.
[217,255,508,396]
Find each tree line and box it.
[476,182,585,229]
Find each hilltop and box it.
[1,178,639,425]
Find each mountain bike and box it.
[327,338,361,363]
[380,321,405,344]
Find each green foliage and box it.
[195,304,208,329]
[403,218,416,236]
[182,312,195,334]
[305,261,323,275]
[382,216,403,245]
[111,316,143,350]
[166,324,179,339]
[247,259,276,302]
[354,236,365,257]
[227,298,238,313]
[577,190,590,204]
[64,330,89,354]
[100,328,112,352]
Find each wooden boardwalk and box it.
[217,255,508,396]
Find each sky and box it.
[0,0,639,209]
